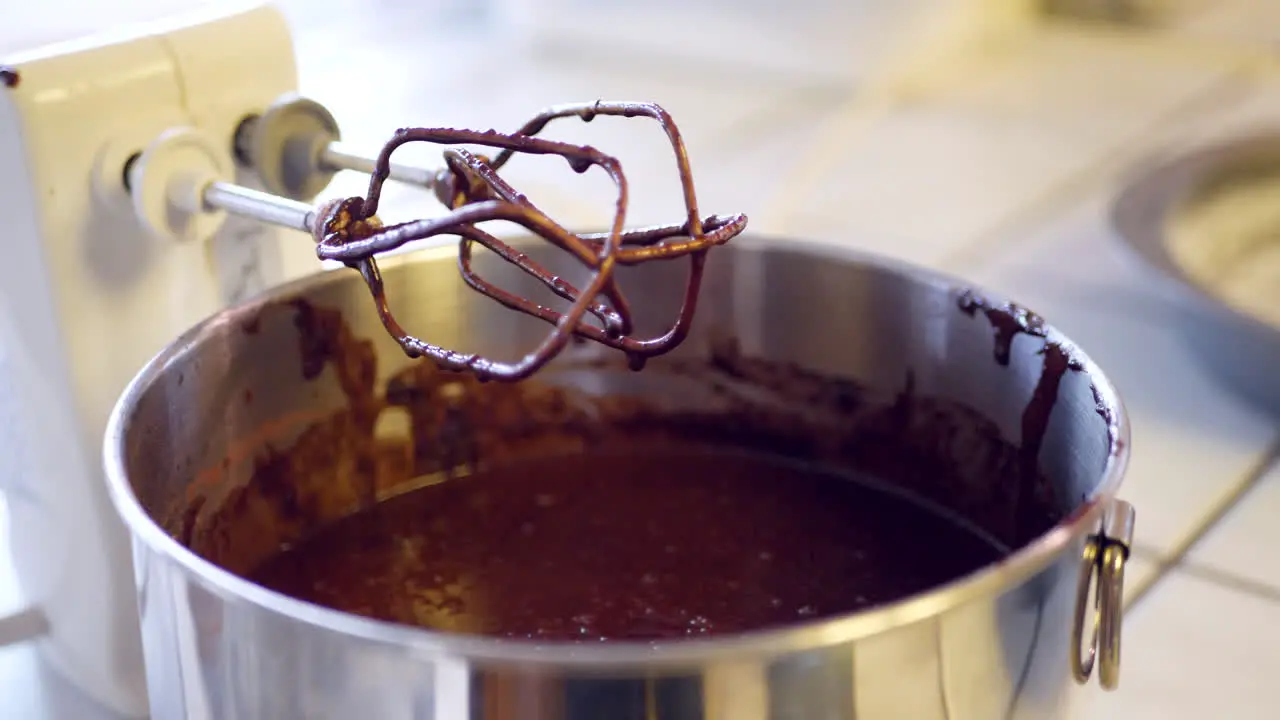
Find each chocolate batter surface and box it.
[172,299,1080,643]
[249,446,1004,641]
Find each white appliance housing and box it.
[0,4,317,715]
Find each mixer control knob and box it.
[128,127,233,244]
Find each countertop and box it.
[3,1,1280,717]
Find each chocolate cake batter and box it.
[176,295,1085,642]
[249,447,1004,640]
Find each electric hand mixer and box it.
[0,5,745,715]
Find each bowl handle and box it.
[1071,498,1137,691]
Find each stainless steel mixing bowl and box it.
[103,234,1134,719]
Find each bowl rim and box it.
[102,233,1132,669]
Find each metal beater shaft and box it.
[203,182,318,235]
[319,143,439,190]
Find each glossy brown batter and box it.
[174,297,1080,644]
[249,446,1004,641]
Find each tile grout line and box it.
[1122,435,1280,611]
[1175,561,1280,606]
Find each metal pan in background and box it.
[1111,131,1280,418]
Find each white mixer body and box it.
[0,5,317,715]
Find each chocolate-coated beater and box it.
[300,101,745,381]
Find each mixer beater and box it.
[135,94,749,381]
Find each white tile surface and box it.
[1188,455,1280,590]
[1134,71,1280,160]
[963,191,1279,553]
[928,28,1236,145]
[753,25,1237,268]
[1165,1,1280,52]
[1069,569,1280,720]
[291,24,795,233]
[770,99,1093,265]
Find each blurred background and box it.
[2,0,1280,717]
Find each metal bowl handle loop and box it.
[1071,498,1136,691]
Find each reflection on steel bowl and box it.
[104,235,1134,719]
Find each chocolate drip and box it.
[957,290,1096,537]
[1022,343,1083,475]
[957,289,1048,365]
[956,290,1087,456]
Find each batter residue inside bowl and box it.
[174,301,1066,642]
